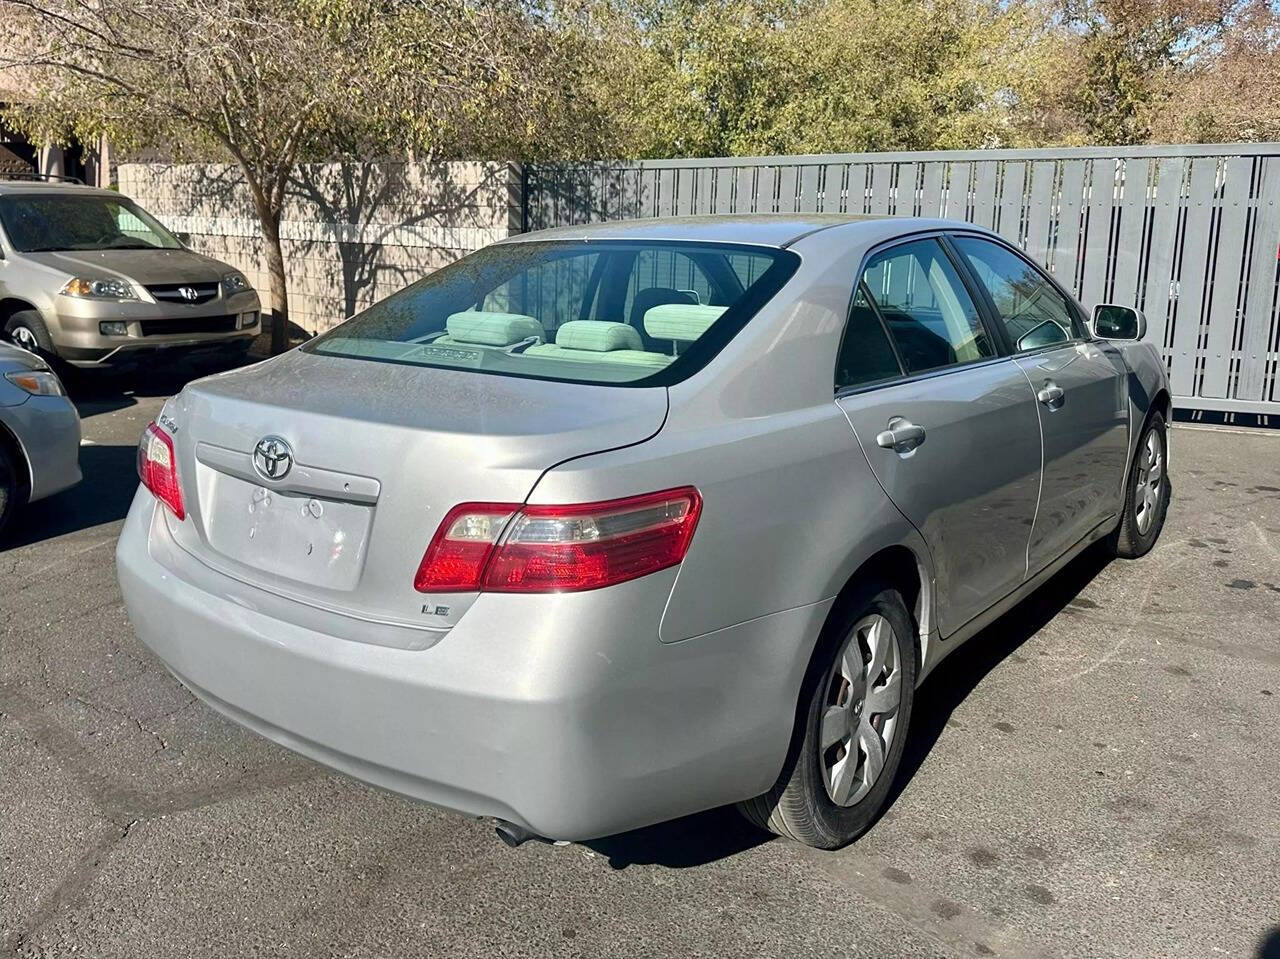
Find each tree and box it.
[1055,0,1232,144]
[1149,0,1280,142]
[1,0,608,351]
[562,0,1056,157]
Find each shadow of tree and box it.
[286,161,516,322]
[132,159,521,339]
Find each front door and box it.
[949,235,1131,573]
[836,238,1042,637]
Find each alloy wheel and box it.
[820,613,902,806]
[9,325,39,353]
[1134,428,1165,535]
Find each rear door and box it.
[836,237,1042,636]
[949,234,1130,573]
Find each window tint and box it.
[953,236,1081,351]
[306,241,797,386]
[861,239,993,373]
[836,284,901,390]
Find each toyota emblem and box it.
[252,436,294,481]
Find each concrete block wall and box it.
[117,161,523,335]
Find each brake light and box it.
[413,503,517,592]
[414,487,702,594]
[137,422,185,520]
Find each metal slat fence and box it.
[523,145,1280,416]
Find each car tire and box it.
[738,581,917,849]
[1107,411,1170,559]
[0,441,19,542]
[4,310,56,359]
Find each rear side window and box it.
[306,241,798,386]
[836,284,901,390]
[860,239,994,374]
[953,236,1082,351]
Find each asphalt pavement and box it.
[2,362,1277,959]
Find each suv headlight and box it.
[60,277,138,300]
[222,272,251,295]
[5,369,66,397]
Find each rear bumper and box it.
[116,492,828,839]
[0,394,81,502]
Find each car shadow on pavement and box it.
[3,444,139,549]
[1257,927,1280,959]
[67,352,256,418]
[585,545,1114,871]
[583,804,774,870]
[882,544,1114,817]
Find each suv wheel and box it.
[738,581,916,849]
[4,310,56,359]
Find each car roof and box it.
[499,214,974,249]
[0,181,117,198]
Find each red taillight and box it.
[413,503,517,592]
[137,421,185,520]
[414,487,702,594]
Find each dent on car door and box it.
[835,237,1042,637]
[950,235,1130,572]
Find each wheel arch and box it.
[829,544,930,674]
[0,297,41,326]
[0,415,32,505]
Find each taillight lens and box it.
[137,422,185,520]
[413,503,517,592]
[414,487,702,594]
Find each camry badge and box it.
[253,435,293,481]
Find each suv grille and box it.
[146,283,219,305]
[140,315,238,336]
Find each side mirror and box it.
[1092,304,1146,341]
[173,231,192,247]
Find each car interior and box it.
[403,246,765,371]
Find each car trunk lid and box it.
[159,350,668,641]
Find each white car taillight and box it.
[137,421,185,520]
[414,487,702,594]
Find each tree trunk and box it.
[260,212,290,355]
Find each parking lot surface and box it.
[2,367,1278,959]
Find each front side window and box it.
[306,241,798,386]
[860,239,994,374]
[953,236,1082,351]
[0,193,182,252]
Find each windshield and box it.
[305,240,799,386]
[0,193,182,252]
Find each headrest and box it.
[553,320,644,352]
[643,303,727,343]
[629,287,698,327]
[445,311,542,347]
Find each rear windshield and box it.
[0,193,182,252]
[304,240,799,386]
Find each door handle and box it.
[876,417,926,453]
[1037,383,1065,407]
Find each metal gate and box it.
[525,145,1280,417]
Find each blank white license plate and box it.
[204,470,373,591]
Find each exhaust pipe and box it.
[494,820,540,848]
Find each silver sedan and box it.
[116,216,1170,849]
[0,342,80,539]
